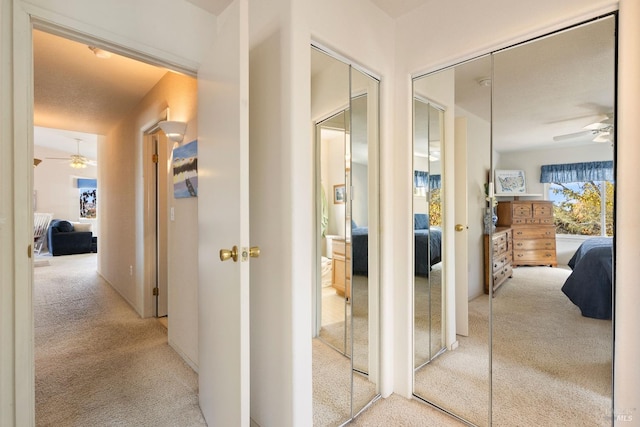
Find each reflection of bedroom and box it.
[413,16,614,425]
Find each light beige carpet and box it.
[34,253,207,427]
[414,266,612,427]
[318,275,370,374]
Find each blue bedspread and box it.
[561,237,613,320]
[415,227,442,276]
[350,226,442,276]
[351,227,370,275]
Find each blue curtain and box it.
[414,171,441,189]
[540,161,613,183]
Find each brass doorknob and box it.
[455,224,465,232]
[220,246,238,262]
[249,246,260,258]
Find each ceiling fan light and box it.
[593,132,612,143]
[70,159,87,168]
[584,122,607,131]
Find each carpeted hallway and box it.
[34,253,207,427]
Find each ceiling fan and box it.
[553,113,614,143]
[46,138,97,169]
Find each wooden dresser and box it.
[496,200,557,267]
[331,238,351,299]
[484,227,513,294]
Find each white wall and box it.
[323,130,347,237]
[99,71,199,367]
[33,145,98,243]
[352,162,368,227]
[457,107,491,300]
[248,1,312,425]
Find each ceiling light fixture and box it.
[70,158,88,169]
[88,46,112,59]
[158,120,188,143]
[33,158,42,168]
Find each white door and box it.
[454,117,469,336]
[197,0,250,425]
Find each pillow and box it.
[351,219,358,229]
[56,220,74,232]
[73,222,92,232]
[414,214,429,230]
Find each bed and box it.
[561,237,613,320]
[350,214,442,277]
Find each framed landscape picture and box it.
[495,170,527,194]
[333,184,346,204]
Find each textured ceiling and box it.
[34,30,169,137]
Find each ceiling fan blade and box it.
[553,130,591,142]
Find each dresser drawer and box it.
[512,227,555,240]
[512,204,532,218]
[533,203,553,218]
[492,252,512,271]
[513,239,556,251]
[493,241,508,255]
[513,249,557,263]
[493,265,513,287]
[524,218,554,225]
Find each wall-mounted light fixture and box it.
[158,120,187,143]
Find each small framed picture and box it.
[333,184,346,204]
[495,170,527,194]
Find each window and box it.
[548,181,613,236]
[77,178,97,219]
[541,161,613,237]
[414,171,442,226]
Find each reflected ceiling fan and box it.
[46,138,97,169]
[553,113,614,143]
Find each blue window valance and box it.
[77,178,97,188]
[540,161,614,184]
[414,171,441,189]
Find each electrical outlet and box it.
[129,265,133,276]
[170,207,175,221]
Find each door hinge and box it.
[153,287,159,296]
[152,154,159,163]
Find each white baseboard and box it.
[168,338,199,373]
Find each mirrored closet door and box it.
[490,16,615,426]
[412,55,492,427]
[411,14,615,427]
[311,46,380,426]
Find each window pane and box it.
[548,181,613,236]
